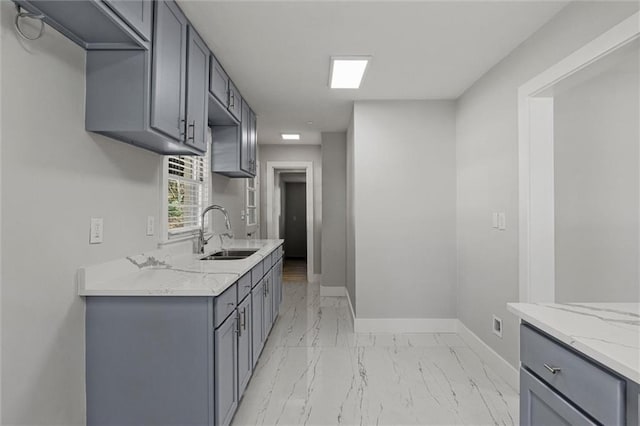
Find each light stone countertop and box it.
[508,302,640,383]
[78,239,284,297]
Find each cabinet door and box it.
[237,296,253,398]
[103,0,152,41]
[239,100,251,174]
[215,313,239,426]
[249,108,257,175]
[251,282,265,367]
[185,27,209,152]
[263,271,273,337]
[520,368,597,426]
[228,81,242,121]
[210,55,229,107]
[151,0,187,141]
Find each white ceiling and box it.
[178,1,567,145]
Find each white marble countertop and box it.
[78,239,284,297]
[507,303,640,383]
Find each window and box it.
[164,146,210,238]
[246,165,259,229]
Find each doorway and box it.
[266,161,315,282]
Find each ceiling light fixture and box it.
[329,56,371,89]
[281,133,301,141]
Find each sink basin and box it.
[200,249,259,261]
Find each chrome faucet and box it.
[197,204,233,254]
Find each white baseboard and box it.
[353,318,459,334]
[345,289,356,327]
[320,285,346,297]
[457,321,519,391]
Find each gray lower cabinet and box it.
[263,270,274,336]
[86,297,214,426]
[520,368,597,426]
[252,279,266,367]
[13,0,149,50]
[215,311,239,426]
[237,296,253,398]
[519,323,636,426]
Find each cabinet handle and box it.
[229,91,235,109]
[179,118,186,136]
[543,364,561,375]
[241,308,247,331]
[235,315,241,336]
[187,120,195,141]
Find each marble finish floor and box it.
[232,281,518,426]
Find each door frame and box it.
[517,12,640,302]
[266,161,315,281]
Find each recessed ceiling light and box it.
[281,133,300,141]
[330,56,371,89]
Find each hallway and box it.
[232,280,518,426]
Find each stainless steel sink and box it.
[200,249,259,261]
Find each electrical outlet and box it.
[492,315,503,338]
[90,218,104,244]
[146,216,155,236]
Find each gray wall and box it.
[456,1,640,368]
[259,144,322,274]
[353,101,457,319]
[554,51,639,302]
[321,132,347,288]
[346,119,356,311]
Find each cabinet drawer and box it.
[214,283,237,329]
[520,367,597,426]
[521,324,625,425]
[251,260,264,288]
[237,272,252,303]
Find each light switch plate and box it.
[90,218,103,244]
[146,216,155,236]
[498,212,506,230]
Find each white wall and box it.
[346,118,356,311]
[353,101,457,319]
[210,173,250,239]
[1,5,162,423]
[456,1,640,367]
[258,144,322,273]
[321,133,347,288]
[0,4,250,422]
[554,51,639,302]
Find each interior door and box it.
[284,182,307,258]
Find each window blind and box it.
[167,148,210,235]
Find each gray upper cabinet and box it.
[86,0,208,155]
[14,0,149,50]
[185,27,209,152]
[150,0,187,141]
[215,313,239,426]
[103,0,153,41]
[228,80,243,122]
[240,100,252,173]
[210,55,229,107]
[211,99,257,178]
